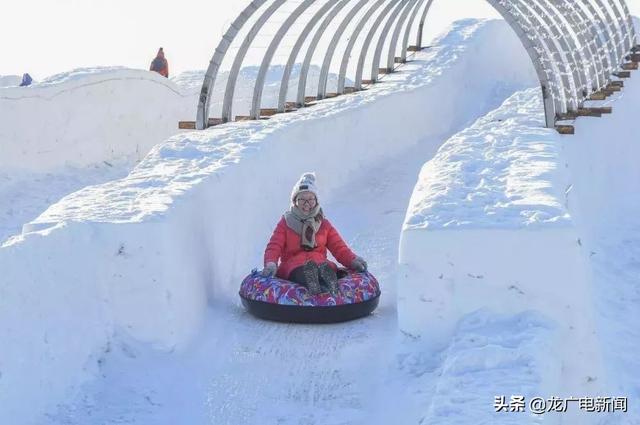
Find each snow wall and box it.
[0,19,538,424]
[398,76,640,421]
[0,67,197,173]
[0,75,21,88]
[0,66,351,175]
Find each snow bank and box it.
[0,74,21,88]
[562,74,640,230]
[398,88,632,420]
[0,65,353,175]
[0,19,537,424]
[0,67,196,173]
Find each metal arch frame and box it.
[616,0,638,46]
[553,0,606,90]
[197,0,639,130]
[317,0,371,100]
[587,0,624,67]
[538,0,595,96]
[354,0,404,89]
[250,0,317,120]
[221,0,288,123]
[196,0,267,130]
[386,0,420,70]
[415,0,436,49]
[505,0,571,113]
[370,0,413,82]
[487,0,558,126]
[514,0,580,110]
[296,0,351,107]
[601,0,632,53]
[336,0,389,94]
[550,0,603,91]
[277,0,342,113]
[527,0,588,100]
[574,1,617,77]
[412,0,578,113]
[400,0,431,62]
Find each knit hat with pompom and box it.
[290,172,319,204]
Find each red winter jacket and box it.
[264,217,357,280]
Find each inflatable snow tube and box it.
[239,269,381,323]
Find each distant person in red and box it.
[150,47,169,78]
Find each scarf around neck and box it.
[284,205,323,251]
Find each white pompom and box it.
[301,172,316,183]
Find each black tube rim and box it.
[240,292,381,324]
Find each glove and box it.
[350,256,368,272]
[261,262,277,278]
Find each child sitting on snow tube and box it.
[261,172,368,296]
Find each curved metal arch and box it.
[354,0,404,89]
[197,0,637,130]
[574,0,616,78]
[601,0,632,53]
[221,0,288,123]
[528,0,588,100]
[539,0,595,95]
[587,0,624,68]
[386,0,420,70]
[550,0,602,90]
[336,0,388,94]
[508,0,570,114]
[500,0,569,113]
[196,0,268,129]
[400,0,431,62]
[370,0,413,82]
[486,0,558,126]
[553,0,606,90]
[615,0,638,46]
[317,0,370,100]
[515,0,580,109]
[296,0,351,107]
[415,0,436,49]
[277,0,342,113]
[250,0,317,120]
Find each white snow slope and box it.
[399,81,640,422]
[3,17,638,425]
[0,19,539,425]
[0,67,196,173]
[0,65,347,244]
[0,74,21,88]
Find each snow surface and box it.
[399,66,640,423]
[2,16,639,425]
[0,74,21,88]
[0,67,195,173]
[398,89,603,423]
[1,19,540,425]
[0,64,350,243]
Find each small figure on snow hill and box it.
[19,73,33,87]
[262,172,368,296]
[150,47,169,78]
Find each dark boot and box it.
[303,261,322,295]
[318,262,339,296]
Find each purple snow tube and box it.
[239,269,381,323]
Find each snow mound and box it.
[398,77,640,421]
[0,19,537,425]
[0,74,21,87]
[403,89,571,231]
[0,67,196,173]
